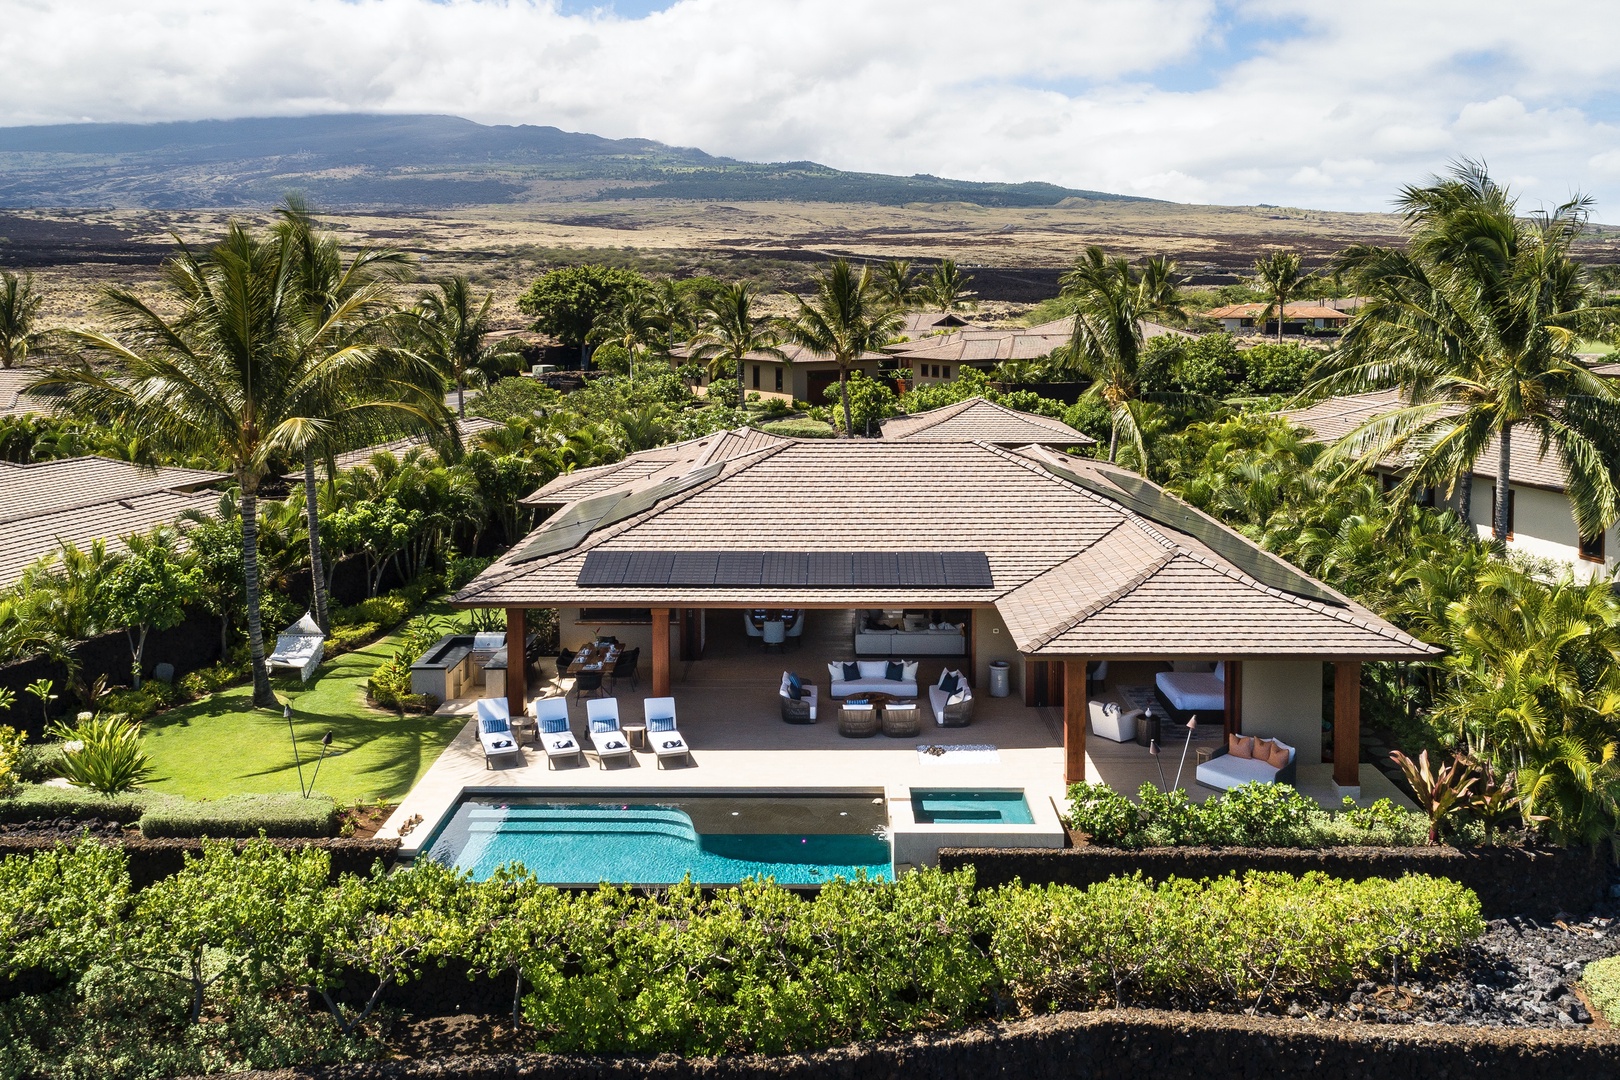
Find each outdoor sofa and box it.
[827,660,919,698]
[1196,734,1297,790]
[779,671,818,722]
[854,610,966,657]
[927,668,974,727]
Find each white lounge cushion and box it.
[1156,670,1226,712]
[1195,754,1280,790]
[927,683,973,723]
[829,677,919,698]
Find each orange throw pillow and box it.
[1228,734,1255,759]
[1257,739,1290,769]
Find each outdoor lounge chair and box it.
[474,698,523,768]
[267,612,325,682]
[642,696,690,768]
[585,698,633,768]
[533,697,583,769]
[779,671,817,723]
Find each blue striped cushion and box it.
[648,716,676,732]
[540,714,569,734]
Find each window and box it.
[1488,486,1516,539]
[774,366,783,392]
[1581,531,1606,563]
[752,364,760,389]
[942,366,951,379]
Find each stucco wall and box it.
[972,606,1021,694]
[1241,660,1323,763]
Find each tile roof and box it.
[670,342,888,366]
[523,427,789,507]
[0,368,52,417]
[1281,390,1572,491]
[1205,303,1351,321]
[0,456,227,586]
[458,433,1434,660]
[897,311,979,340]
[878,397,1092,446]
[885,317,1193,364]
[299,417,505,478]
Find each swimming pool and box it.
[910,789,1034,825]
[424,793,892,885]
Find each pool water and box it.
[424,794,891,885]
[911,789,1034,825]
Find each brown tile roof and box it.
[458,435,1433,661]
[0,368,52,417]
[671,342,888,366]
[885,317,1193,365]
[298,417,505,478]
[878,397,1092,446]
[0,456,227,586]
[1281,391,1572,491]
[897,311,978,340]
[1205,303,1351,321]
[523,427,789,507]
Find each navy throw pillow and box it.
[843,661,861,681]
[885,660,905,681]
[540,714,569,734]
[787,671,803,694]
[788,684,804,701]
[939,673,960,695]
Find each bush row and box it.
[1067,781,1437,849]
[0,839,1484,1078]
[0,783,338,837]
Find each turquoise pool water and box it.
[911,789,1034,825]
[425,795,891,885]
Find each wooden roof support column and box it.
[1334,660,1361,789]
[652,607,671,697]
[1064,658,1088,783]
[505,607,527,719]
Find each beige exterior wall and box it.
[972,606,1022,694]
[1242,660,1323,765]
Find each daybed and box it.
[1196,734,1297,790]
[927,668,974,727]
[643,696,691,768]
[585,698,634,768]
[1154,662,1226,724]
[268,612,325,682]
[827,659,919,698]
[474,698,523,768]
[533,697,584,769]
[779,671,818,723]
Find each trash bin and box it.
[988,660,1010,698]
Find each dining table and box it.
[567,642,622,676]
[747,609,801,631]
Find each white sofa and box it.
[854,610,966,657]
[1195,736,1297,790]
[827,660,919,698]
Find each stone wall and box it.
[939,844,1612,920]
[227,1007,1620,1080]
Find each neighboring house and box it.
[1282,390,1619,576]
[1204,303,1350,336]
[895,311,978,342]
[883,317,1193,386]
[291,417,506,478]
[0,367,52,418]
[877,396,1092,448]
[457,402,1433,800]
[671,342,891,404]
[0,456,227,587]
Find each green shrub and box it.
[175,660,248,698]
[331,594,411,630]
[99,688,160,722]
[0,782,173,824]
[759,418,837,438]
[50,714,154,795]
[990,870,1483,1012]
[444,554,493,591]
[0,725,23,796]
[1582,955,1620,1024]
[10,740,65,784]
[325,621,380,654]
[1199,782,1321,847]
[138,794,339,838]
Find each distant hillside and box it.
[0,114,1149,210]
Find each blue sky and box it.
[3,0,1617,212]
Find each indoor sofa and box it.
[827,659,919,698]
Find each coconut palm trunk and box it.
[455,379,466,418]
[302,453,330,633]
[838,368,854,437]
[1494,425,1513,542]
[239,482,274,707]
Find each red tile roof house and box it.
[425,404,1430,857]
[1204,302,1350,336]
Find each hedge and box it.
[0,783,174,824]
[1582,955,1620,1025]
[758,418,837,439]
[136,793,340,838]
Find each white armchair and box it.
[1089,700,1138,743]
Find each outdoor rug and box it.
[916,744,1001,765]
[1117,684,1157,713]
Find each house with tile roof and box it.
[1282,390,1617,575]
[452,410,1432,805]
[883,317,1194,386]
[281,417,506,480]
[0,367,52,418]
[671,342,892,405]
[1205,302,1350,336]
[0,456,227,586]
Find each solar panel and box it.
[1038,460,1345,606]
[510,462,726,565]
[576,550,994,589]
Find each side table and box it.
[1134,712,1161,747]
[510,716,538,747]
[622,722,648,750]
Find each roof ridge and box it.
[1020,542,1178,652]
[888,397,982,434]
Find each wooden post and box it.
[1334,660,1361,788]
[1223,661,1243,737]
[1064,659,1088,783]
[504,607,527,718]
[651,607,670,696]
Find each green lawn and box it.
[1578,337,1615,356]
[141,605,473,804]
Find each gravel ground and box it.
[0,818,134,840]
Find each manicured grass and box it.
[1578,337,1615,356]
[141,604,473,804]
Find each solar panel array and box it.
[509,463,725,564]
[577,550,995,589]
[1038,460,1346,607]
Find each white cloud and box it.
[0,0,1616,211]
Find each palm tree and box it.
[781,260,902,437]
[689,282,785,407]
[0,271,46,369]
[31,222,447,707]
[876,259,919,309]
[411,277,518,418]
[918,259,975,311]
[587,291,661,380]
[1254,250,1311,343]
[1056,246,1185,465]
[647,279,696,353]
[1310,161,1620,543]
[1136,255,1188,325]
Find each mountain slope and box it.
[0,113,1150,210]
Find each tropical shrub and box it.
[1581,955,1620,1024]
[0,725,23,796]
[332,593,413,629]
[1066,782,1432,848]
[49,713,153,795]
[137,794,340,839]
[8,739,65,784]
